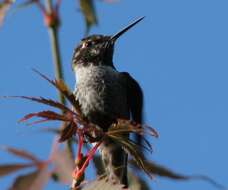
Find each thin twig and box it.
[44,0,72,158]
[44,0,65,104]
[47,26,65,104]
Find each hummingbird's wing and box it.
[120,72,143,144]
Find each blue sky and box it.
[0,0,228,189]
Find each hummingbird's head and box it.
[72,17,145,70]
[72,35,114,69]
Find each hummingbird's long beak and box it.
[110,16,145,41]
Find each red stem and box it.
[76,133,84,162]
[55,0,61,11]
[74,140,103,179]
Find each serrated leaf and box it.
[80,0,97,35]
[130,159,226,190]
[9,170,40,190]
[130,159,189,180]
[32,69,81,114]
[80,177,124,190]
[54,79,81,114]
[0,0,14,26]
[59,122,77,142]
[143,160,188,179]
[0,164,33,177]
[28,167,50,190]
[108,119,158,138]
[8,168,50,190]
[1,146,39,162]
[8,96,73,114]
[107,121,158,153]
[108,134,152,179]
[18,109,79,141]
[19,110,71,124]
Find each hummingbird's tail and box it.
[99,138,128,187]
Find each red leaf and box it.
[32,69,81,113]
[19,110,72,123]
[9,170,40,190]
[143,124,159,138]
[2,146,39,162]
[28,167,50,190]
[59,122,77,142]
[130,159,226,189]
[0,163,33,177]
[7,96,73,114]
[9,168,50,190]
[51,147,74,184]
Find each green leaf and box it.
[79,0,97,35]
[0,164,33,177]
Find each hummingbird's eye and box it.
[82,41,93,48]
[86,41,93,47]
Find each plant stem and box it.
[45,0,65,105]
[44,0,73,158]
[48,27,66,105]
[44,0,52,15]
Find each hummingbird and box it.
[72,17,144,187]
